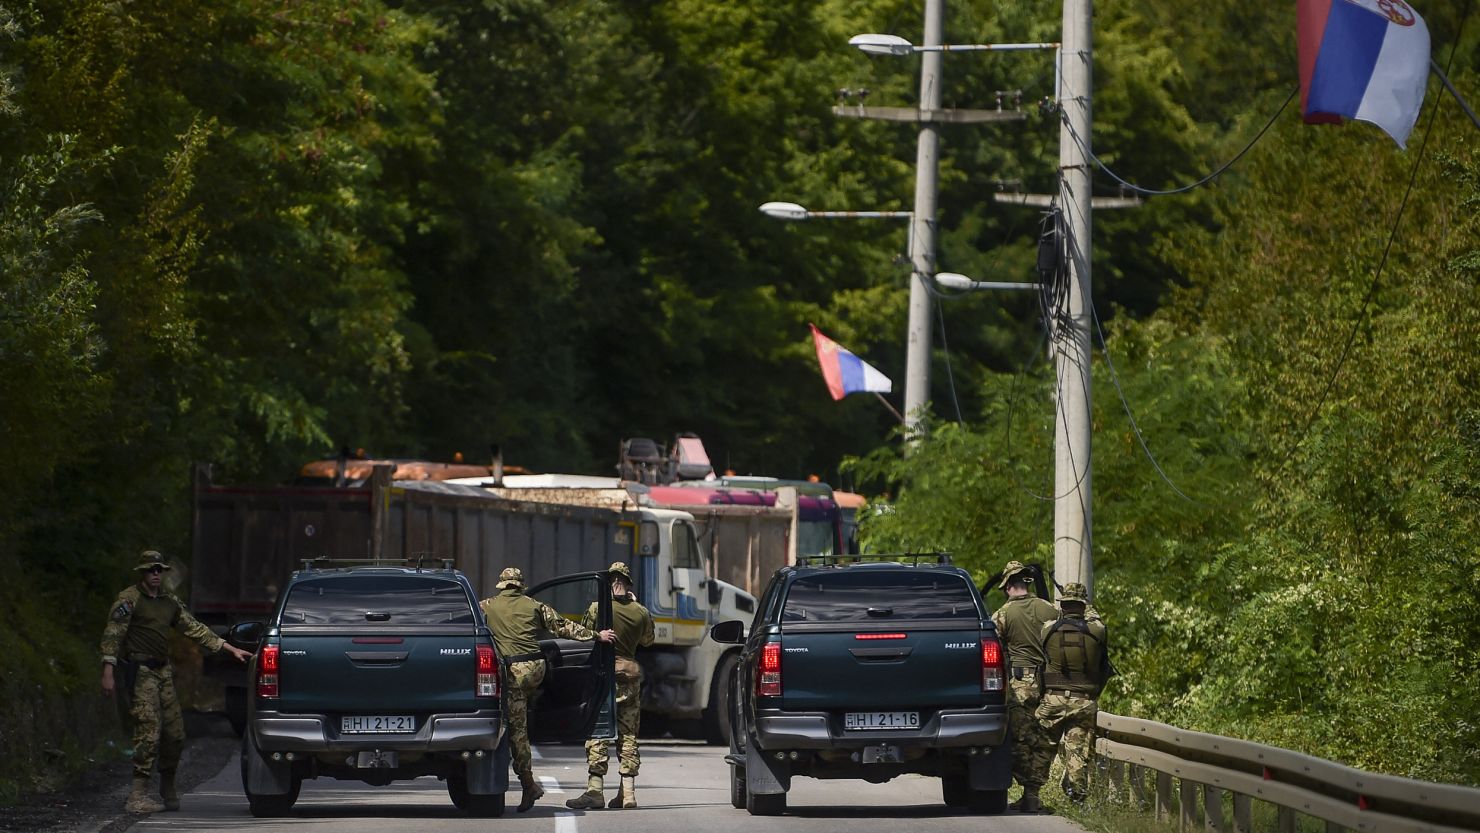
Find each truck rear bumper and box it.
[252,709,504,753]
[754,706,1006,750]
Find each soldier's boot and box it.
[1010,788,1043,814]
[159,770,181,811]
[516,772,545,813]
[124,777,166,814]
[564,775,605,810]
[619,775,637,809]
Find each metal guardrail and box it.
[1094,712,1480,833]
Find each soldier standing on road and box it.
[480,567,615,813]
[991,561,1060,814]
[1035,582,1111,803]
[99,550,253,814]
[567,562,655,811]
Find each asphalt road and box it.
[125,739,1090,833]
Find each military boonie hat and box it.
[496,567,525,589]
[1059,582,1089,603]
[998,560,1027,589]
[135,550,171,572]
[608,561,633,582]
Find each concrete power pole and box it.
[902,0,944,438]
[1053,0,1094,598]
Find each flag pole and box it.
[1430,59,1480,132]
[875,393,905,424]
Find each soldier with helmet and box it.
[566,562,655,810]
[99,550,253,814]
[1035,582,1112,803]
[479,566,615,812]
[991,560,1060,814]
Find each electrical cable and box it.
[935,299,965,425]
[1061,87,1297,196]
[1273,0,1471,472]
[1089,302,1199,503]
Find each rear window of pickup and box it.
[781,571,981,623]
[282,575,476,625]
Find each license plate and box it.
[844,711,919,730]
[341,715,415,734]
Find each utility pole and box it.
[902,0,945,438]
[1053,0,1094,598]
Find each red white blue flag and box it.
[809,324,892,401]
[1299,0,1431,148]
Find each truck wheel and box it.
[448,774,506,817]
[941,773,970,807]
[967,788,1008,815]
[729,764,746,809]
[239,734,299,817]
[746,789,786,816]
[703,653,739,745]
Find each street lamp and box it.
[849,33,1060,55]
[934,272,1038,292]
[759,201,913,221]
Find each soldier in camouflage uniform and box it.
[480,567,614,812]
[100,550,252,814]
[1035,582,1109,803]
[567,562,654,811]
[992,561,1060,814]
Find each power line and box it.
[1273,0,1472,472]
[1089,303,1199,503]
[1062,87,1297,196]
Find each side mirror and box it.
[228,621,264,647]
[709,620,745,644]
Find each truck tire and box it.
[448,775,506,817]
[941,773,969,808]
[703,653,739,745]
[746,789,786,816]
[729,763,746,809]
[240,735,299,817]
[967,788,1008,814]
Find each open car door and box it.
[527,571,617,742]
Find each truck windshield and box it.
[282,575,476,625]
[782,571,980,622]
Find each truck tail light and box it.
[981,637,1004,692]
[756,641,782,697]
[257,644,280,699]
[476,644,498,698]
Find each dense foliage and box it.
[1,0,1476,792]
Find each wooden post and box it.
[1278,806,1297,833]
[1205,786,1225,833]
[1157,771,1174,822]
[1326,822,1343,833]
[1232,794,1252,833]
[370,464,393,563]
[1180,779,1199,832]
[1108,760,1125,804]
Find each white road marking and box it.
[555,811,580,833]
[531,746,543,760]
[540,774,565,794]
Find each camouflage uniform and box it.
[479,567,601,812]
[580,565,654,779]
[991,561,1059,806]
[1034,582,1109,802]
[100,551,228,813]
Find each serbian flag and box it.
[1299,0,1431,148]
[809,324,892,401]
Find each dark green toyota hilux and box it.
[710,556,1013,817]
[228,564,616,818]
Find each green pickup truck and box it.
[230,563,616,817]
[710,556,1012,816]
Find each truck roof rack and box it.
[299,556,456,572]
[794,552,952,567]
